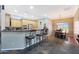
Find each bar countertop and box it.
[1,29,37,32]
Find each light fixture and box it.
[31,15,34,18]
[24,13,27,16]
[14,10,18,12]
[44,14,47,17]
[30,6,34,10]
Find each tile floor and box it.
[1,37,79,54]
[26,39,79,54]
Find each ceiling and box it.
[5,5,79,19]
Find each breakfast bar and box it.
[1,30,44,51]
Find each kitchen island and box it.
[1,30,43,51]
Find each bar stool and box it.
[42,29,48,42]
[36,30,43,43]
[25,32,35,47]
[36,34,42,42]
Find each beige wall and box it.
[22,20,38,29]
[50,18,74,35]
[11,19,22,27]
[11,19,38,29]
[5,13,38,29]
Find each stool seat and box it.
[36,34,43,36]
[25,35,35,48]
[25,35,35,40]
[43,33,47,35]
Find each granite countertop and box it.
[1,29,37,32]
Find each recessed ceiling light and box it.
[14,10,18,12]
[30,6,34,10]
[44,14,48,17]
[24,13,27,16]
[31,15,34,18]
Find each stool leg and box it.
[39,36,40,42]
[46,35,48,42]
[34,38,35,44]
[25,38,28,47]
[29,40,31,46]
[36,36,38,43]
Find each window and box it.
[57,22,69,33]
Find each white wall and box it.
[74,8,79,36]
[38,18,49,29]
[74,20,79,35]
[38,18,52,35]
[5,14,10,27]
[1,8,5,31]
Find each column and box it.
[1,5,5,31]
[0,6,1,30]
